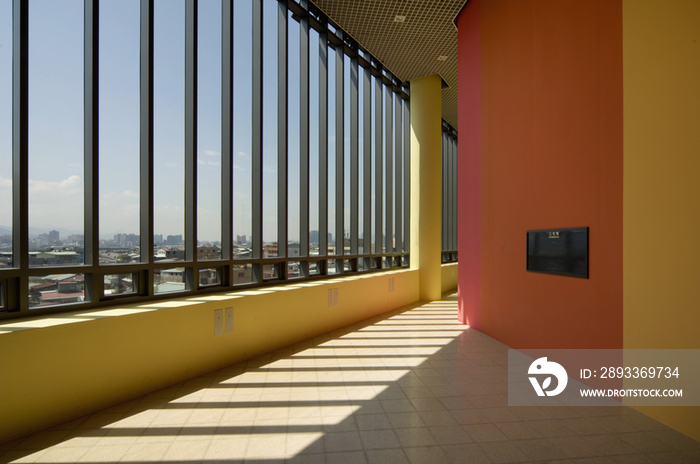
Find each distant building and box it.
[166,235,183,245]
[154,248,185,261]
[28,274,84,307]
[28,251,81,267]
[197,246,219,261]
[263,243,278,258]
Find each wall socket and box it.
[214,309,223,336]
[388,277,395,292]
[225,307,234,333]
[328,288,339,307]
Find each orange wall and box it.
[459,0,623,349]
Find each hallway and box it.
[1,294,699,464]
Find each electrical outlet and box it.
[225,307,234,333]
[328,289,334,307]
[389,277,395,292]
[214,309,223,336]
[334,288,339,307]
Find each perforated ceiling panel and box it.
[313,0,465,129]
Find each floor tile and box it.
[477,440,530,463]
[1,295,699,464]
[359,429,401,449]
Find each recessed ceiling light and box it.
[437,55,448,61]
[394,15,406,23]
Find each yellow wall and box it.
[623,0,700,441]
[410,75,443,301]
[0,270,419,444]
[441,263,458,294]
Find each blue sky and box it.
[0,0,403,246]
[0,1,10,236]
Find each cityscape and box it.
[0,228,397,309]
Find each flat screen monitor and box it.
[526,227,588,278]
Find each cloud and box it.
[205,149,220,157]
[29,175,82,195]
[236,151,248,158]
[27,175,84,229]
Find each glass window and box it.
[233,0,253,258]
[99,0,140,263]
[28,0,84,266]
[441,124,458,263]
[287,10,301,257]
[262,0,278,255]
[104,273,137,296]
[308,27,320,258]
[29,273,85,309]
[0,0,11,266]
[154,267,187,294]
[327,44,336,256]
[154,0,186,259]
[197,0,222,254]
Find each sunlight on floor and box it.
[4,297,470,463]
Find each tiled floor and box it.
[1,294,699,464]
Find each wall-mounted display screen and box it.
[527,227,588,278]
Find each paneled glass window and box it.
[442,122,458,263]
[1,0,412,319]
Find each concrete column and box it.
[410,75,443,301]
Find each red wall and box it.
[458,0,623,349]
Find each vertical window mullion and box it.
[84,0,100,301]
[362,66,371,257]
[334,43,343,260]
[299,12,309,259]
[139,0,154,297]
[185,0,197,289]
[277,0,287,261]
[318,30,328,259]
[221,0,233,274]
[12,0,29,313]
[251,0,262,264]
[384,85,393,260]
[349,56,358,256]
